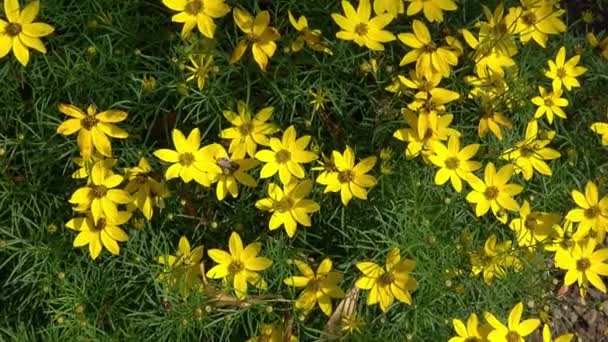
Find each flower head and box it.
[591,121,608,146]
[542,324,574,342]
[373,0,404,17]
[449,313,485,342]
[185,54,216,90]
[331,0,396,51]
[403,0,457,23]
[505,0,566,48]
[565,181,608,243]
[157,235,204,297]
[545,47,587,91]
[230,9,280,71]
[66,211,131,260]
[471,234,521,284]
[478,106,512,141]
[220,101,277,159]
[509,200,560,249]
[201,143,258,200]
[124,158,170,220]
[429,135,481,192]
[556,239,608,296]
[484,302,540,342]
[531,86,568,123]
[288,11,332,55]
[162,0,230,38]
[394,109,460,160]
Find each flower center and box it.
[543,97,554,106]
[338,170,354,183]
[179,152,195,166]
[94,218,106,231]
[273,198,294,213]
[522,12,536,25]
[216,157,239,175]
[520,146,535,157]
[308,277,323,292]
[423,128,434,140]
[275,149,291,163]
[556,68,567,78]
[92,185,108,198]
[423,42,437,53]
[354,23,368,36]
[484,186,499,200]
[185,0,203,15]
[5,23,21,36]
[524,217,538,230]
[81,115,98,130]
[576,258,591,271]
[135,173,149,184]
[584,206,600,219]
[238,122,254,135]
[377,272,394,286]
[506,331,520,342]
[445,157,459,170]
[228,260,244,274]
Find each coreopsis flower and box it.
[531,86,568,123]
[308,88,329,112]
[153,128,215,186]
[66,211,131,260]
[587,32,608,60]
[185,54,216,90]
[331,0,396,51]
[355,248,417,312]
[69,160,133,224]
[288,11,332,55]
[484,302,540,342]
[206,232,273,299]
[373,0,404,17]
[157,235,204,297]
[476,3,519,57]
[219,101,277,159]
[465,70,510,100]
[0,0,55,66]
[501,120,561,180]
[124,158,170,220]
[428,136,481,192]
[545,47,587,92]
[460,29,516,77]
[403,0,457,22]
[56,103,128,160]
[283,258,345,316]
[317,146,377,206]
[230,9,280,71]
[545,220,587,269]
[505,0,566,48]
[591,121,608,145]
[471,235,521,284]
[465,163,523,223]
[255,125,318,185]
[509,200,560,249]
[393,109,460,159]
[397,70,441,94]
[478,106,512,141]
[542,324,574,342]
[449,313,485,342]
[162,0,230,38]
[200,144,258,201]
[398,20,459,79]
[246,324,297,342]
[71,153,115,180]
[407,88,460,140]
[255,181,320,238]
[556,239,608,295]
[565,181,608,242]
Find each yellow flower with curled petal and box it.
[545,46,587,92]
[478,105,512,141]
[0,0,55,66]
[355,248,417,312]
[206,232,273,299]
[591,121,608,145]
[162,0,230,38]
[505,0,566,48]
[68,160,133,224]
[283,258,345,316]
[255,125,318,185]
[398,20,459,79]
[56,103,129,160]
[428,135,481,193]
[565,181,608,242]
[230,9,280,71]
[509,200,560,249]
[157,235,204,297]
[331,0,396,51]
[484,302,540,342]
[219,101,277,159]
[71,153,115,181]
[317,146,377,206]
[531,86,568,124]
[288,11,332,55]
[470,234,521,284]
[404,0,457,23]
[555,239,608,296]
[449,313,485,342]
[587,32,608,60]
[124,158,170,220]
[255,180,320,238]
[66,211,131,260]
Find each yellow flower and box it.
[0,0,54,66]
[56,103,129,160]
[542,324,574,342]
[68,160,133,224]
[471,235,521,284]
[66,211,131,260]
[428,135,481,192]
[398,20,459,79]
[157,235,204,297]
[465,163,522,223]
[331,0,396,51]
[255,125,318,185]
[308,88,329,112]
[500,120,561,180]
[587,32,608,60]
[565,181,608,242]
[283,258,345,316]
[255,181,320,238]
[124,158,170,220]
[484,302,540,342]
[407,84,460,138]
[397,70,442,93]
[531,86,568,123]
[206,232,273,299]
[341,314,364,334]
[545,220,586,268]
[355,248,417,312]
[393,109,460,159]
[201,144,258,201]
[153,128,215,186]
[476,3,519,57]
[373,0,404,17]
[545,46,587,91]
[461,30,516,77]
[505,0,566,48]
[509,200,560,249]
[317,146,377,206]
[449,313,485,342]
[288,11,332,55]
[478,106,512,141]
[246,324,297,342]
[219,101,277,159]
[403,0,457,23]
[591,121,608,145]
[71,153,115,180]
[162,0,230,38]
[230,9,280,71]
[556,239,608,295]
[185,54,216,90]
